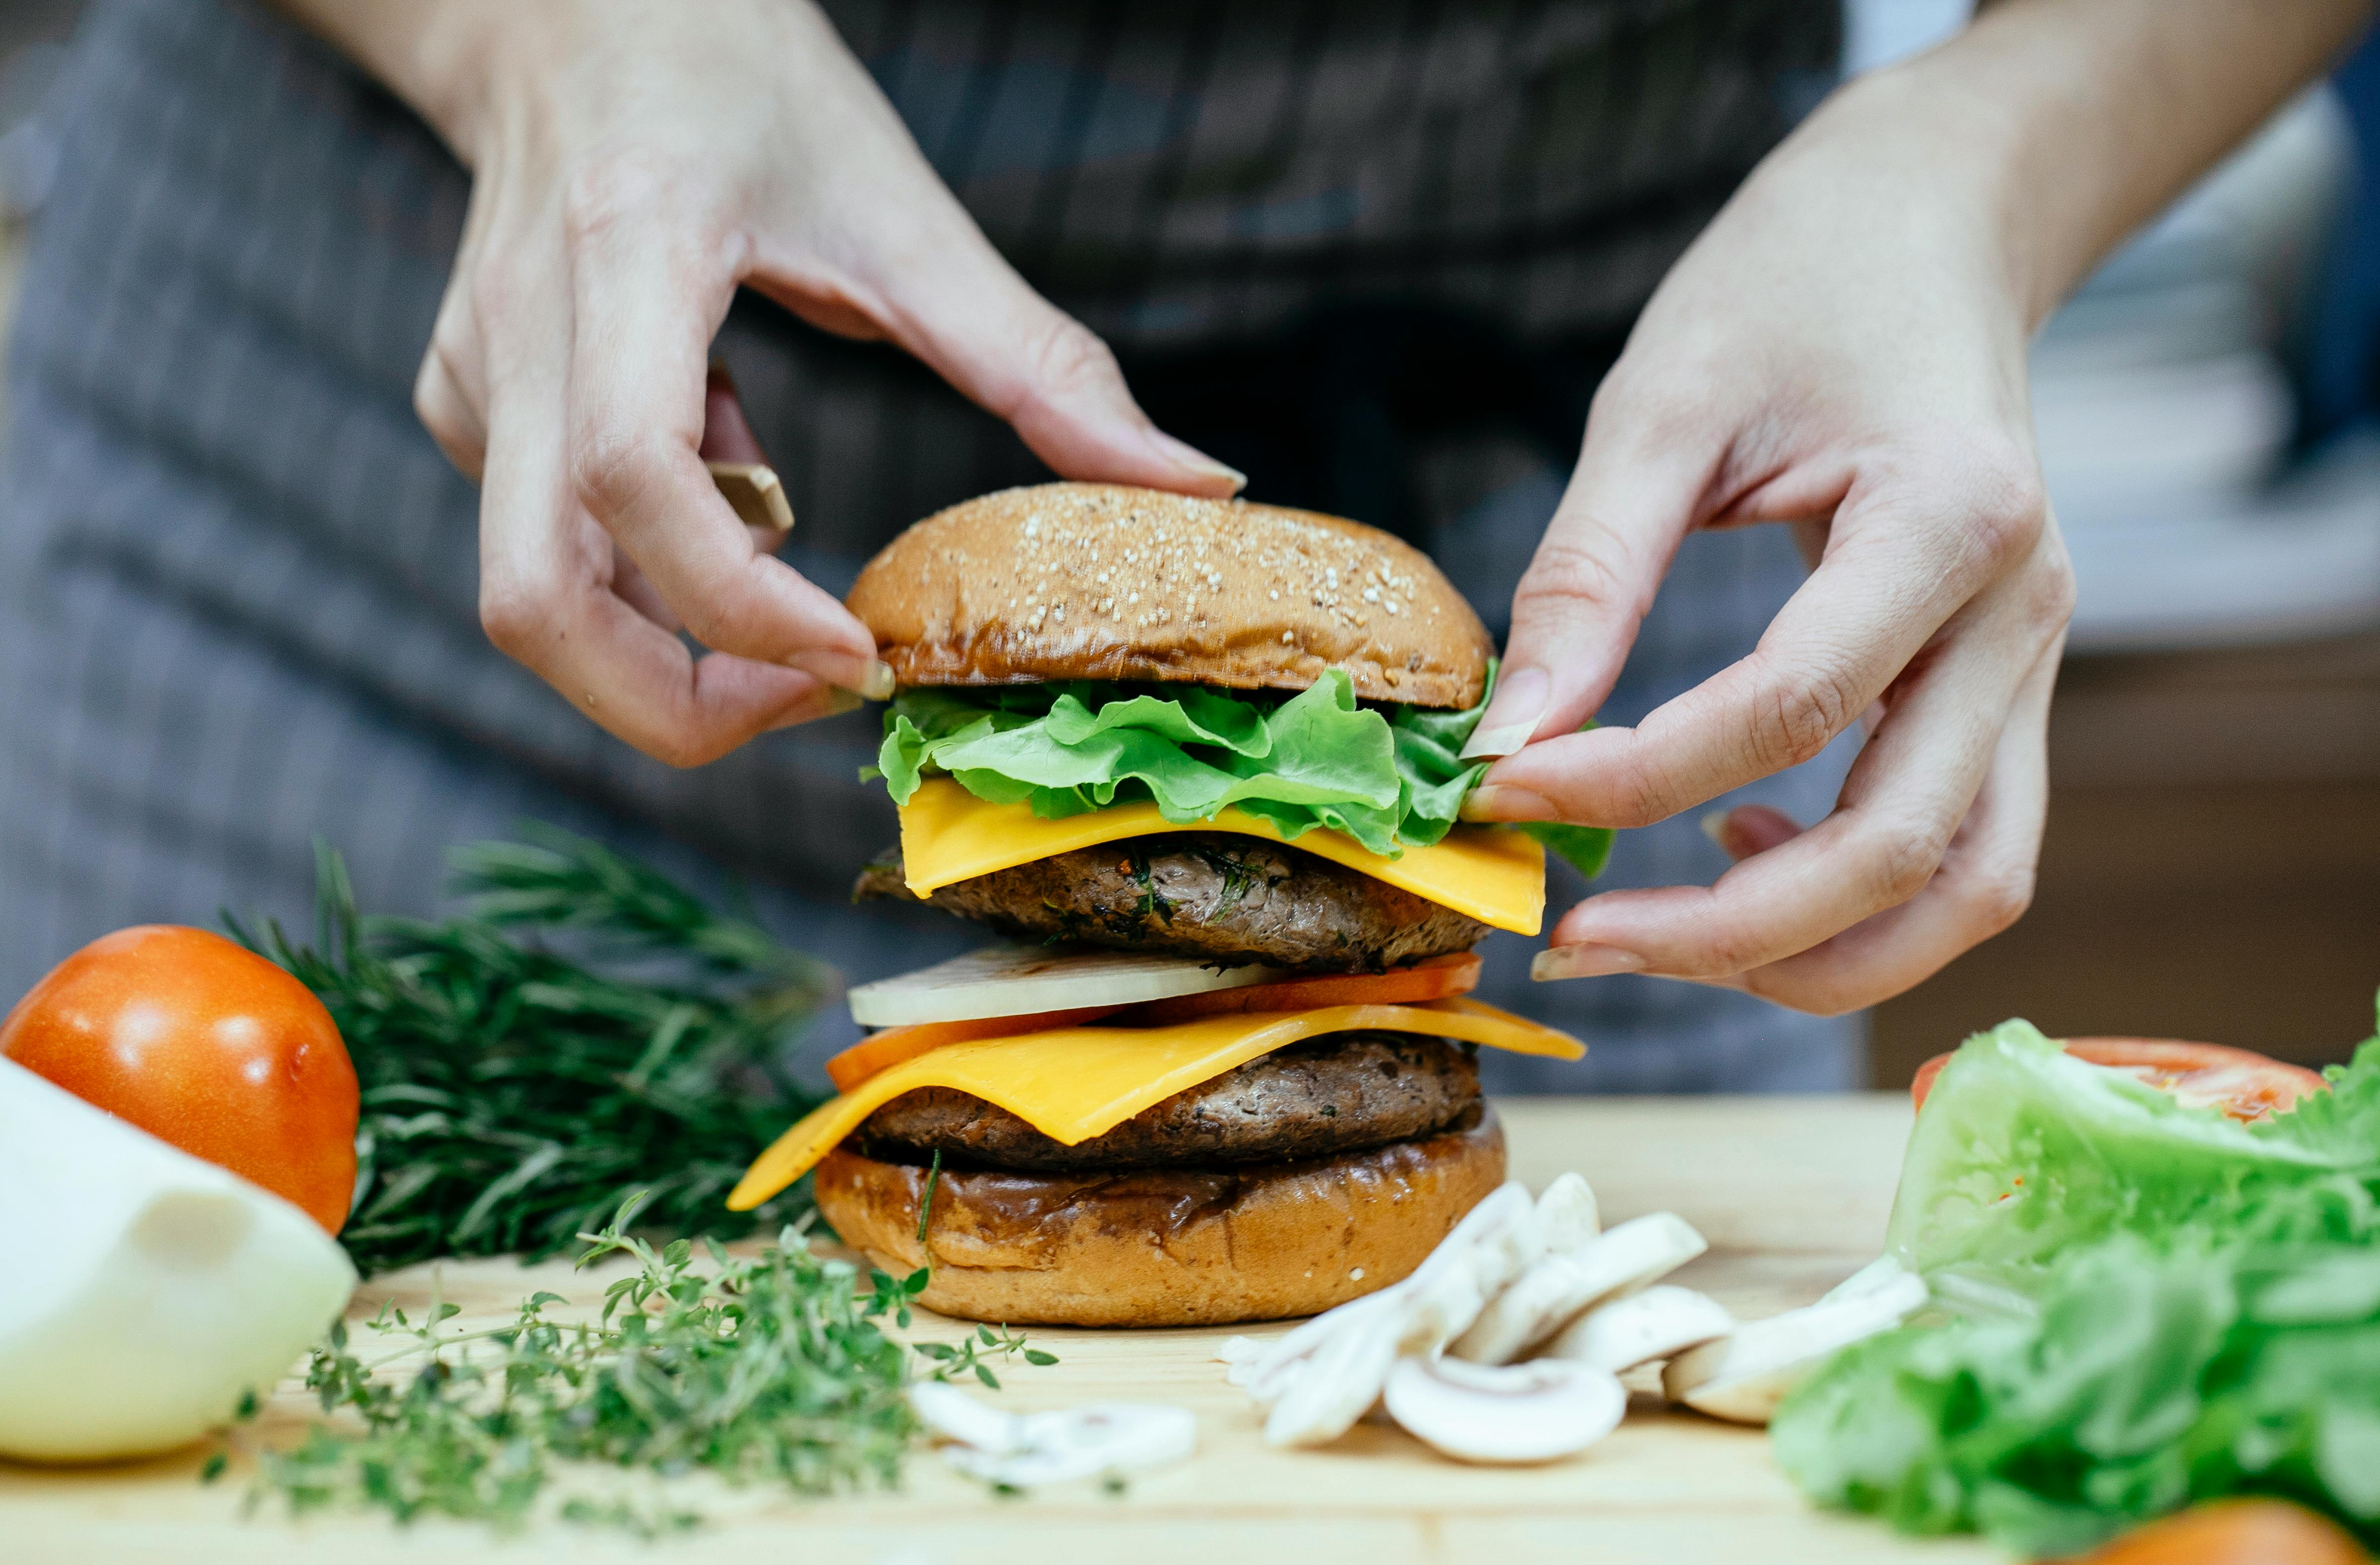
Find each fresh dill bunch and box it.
[230,827,835,1275]
[228,1195,1051,1533]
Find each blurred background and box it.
[4,0,2375,1085]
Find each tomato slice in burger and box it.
[1910,1036,2327,1123]
[822,952,1484,1091]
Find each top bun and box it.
[847,483,1493,708]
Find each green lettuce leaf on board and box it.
[868,663,1614,880]
[1773,1010,2380,1557]
[1881,1020,2369,1315]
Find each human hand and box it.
[1458,67,2076,1015]
[286,0,1241,765]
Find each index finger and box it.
[563,181,885,696]
[478,350,858,765]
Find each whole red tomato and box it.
[0,926,358,1233]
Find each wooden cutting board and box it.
[0,1095,1998,1565]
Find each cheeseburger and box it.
[728,483,1609,1326]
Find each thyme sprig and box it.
[231,829,834,1274]
[222,1195,1051,1533]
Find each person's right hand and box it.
[286,0,1242,766]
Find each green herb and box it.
[1186,843,1275,909]
[1774,1009,2380,1555]
[230,1194,1050,1534]
[230,829,833,1275]
[916,1148,942,1246]
[866,663,1614,879]
[1127,849,1175,924]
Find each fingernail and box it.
[1459,666,1549,760]
[784,652,896,700]
[822,687,866,717]
[1531,943,1646,982]
[1700,809,1733,848]
[1458,783,1556,823]
[1149,430,1246,494]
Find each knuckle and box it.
[570,427,668,525]
[478,578,555,660]
[1865,815,1952,908]
[677,591,762,654]
[1954,437,2049,566]
[1020,316,1123,403]
[1515,533,1639,621]
[2023,545,2079,632]
[1967,864,2036,939]
[1748,657,1860,772]
[1695,925,1772,978]
[1605,755,1684,830]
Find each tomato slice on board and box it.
[821,953,1485,1092]
[1910,1036,2327,1123]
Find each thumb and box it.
[1459,413,1714,761]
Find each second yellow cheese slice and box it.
[727,998,1581,1210]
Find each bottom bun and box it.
[814,1110,1505,1327]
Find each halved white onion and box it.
[848,944,1284,1027]
[0,1061,357,1461]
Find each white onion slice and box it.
[848,944,1284,1027]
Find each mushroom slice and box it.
[1544,1284,1735,1374]
[1533,1172,1601,1253]
[1662,1267,1929,1425]
[1258,1304,1404,1447]
[1450,1211,1708,1366]
[1252,1183,1546,1446]
[911,1383,1196,1487]
[1382,1355,1626,1464]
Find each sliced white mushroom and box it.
[1533,1172,1601,1253]
[1543,1284,1735,1374]
[1250,1183,1544,1446]
[1230,1279,1407,1407]
[1818,1253,1913,1305]
[1382,1355,1626,1464]
[1662,1267,1929,1425]
[1450,1211,1708,1365]
[910,1383,1196,1487]
[1259,1305,1404,1447]
[847,943,1284,1026]
[910,1379,1031,1452]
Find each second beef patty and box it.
[853,833,1489,971]
[853,1031,1480,1172]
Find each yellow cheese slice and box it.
[895,778,1545,936]
[727,998,1581,1210]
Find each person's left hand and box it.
[1459,64,2076,1017]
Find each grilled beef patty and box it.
[853,835,1489,971]
[852,1032,1480,1172]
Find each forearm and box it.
[1809,0,2370,329]
[267,0,499,151]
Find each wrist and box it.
[268,0,544,165]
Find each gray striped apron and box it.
[0,0,1862,1091]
